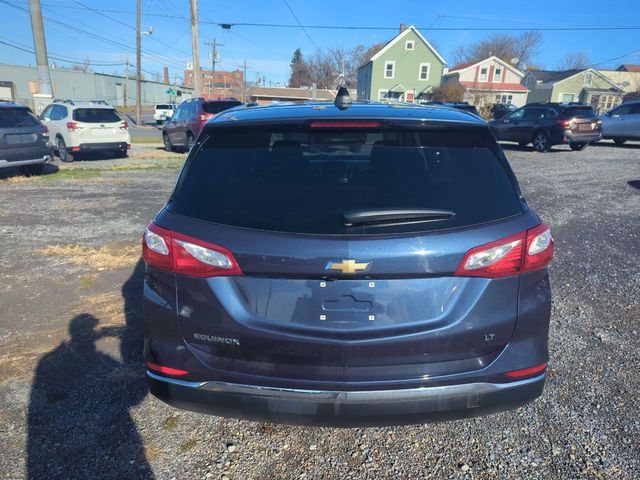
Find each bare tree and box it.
[71,57,92,73]
[452,31,543,69]
[556,51,590,70]
[431,83,465,102]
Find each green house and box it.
[357,25,446,103]
[523,68,625,114]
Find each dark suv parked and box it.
[490,102,602,152]
[0,101,52,176]
[162,98,241,152]
[143,94,554,426]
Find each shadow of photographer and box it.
[27,259,154,480]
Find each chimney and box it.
[163,66,169,84]
[400,23,407,33]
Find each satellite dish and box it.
[511,57,520,66]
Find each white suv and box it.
[40,100,131,162]
[154,103,176,124]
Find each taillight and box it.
[41,125,49,136]
[146,361,189,376]
[504,362,547,378]
[199,113,213,122]
[454,223,554,278]
[142,222,242,277]
[556,119,571,129]
[120,121,129,130]
[66,121,80,131]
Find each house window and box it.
[384,61,395,79]
[479,67,488,82]
[494,67,503,82]
[378,90,388,101]
[561,93,575,103]
[495,94,502,102]
[507,94,513,104]
[584,72,593,86]
[405,40,414,51]
[418,63,430,81]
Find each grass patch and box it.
[79,274,97,289]
[131,136,163,144]
[40,243,140,271]
[128,149,184,161]
[161,416,179,430]
[179,438,198,453]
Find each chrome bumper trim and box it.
[0,155,51,168]
[147,370,545,403]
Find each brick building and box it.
[183,68,243,99]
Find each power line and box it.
[0,0,187,69]
[588,48,640,67]
[282,0,321,51]
[215,21,640,31]
[0,36,128,66]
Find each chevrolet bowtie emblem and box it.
[325,259,371,274]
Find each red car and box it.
[162,98,241,152]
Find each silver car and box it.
[601,101,640,145]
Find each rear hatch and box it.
[71,108,128,142]
[159,122,535,385]
[0,107,48,160]
[561,105,600,134]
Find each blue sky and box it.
[1,0,639,85]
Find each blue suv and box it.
[142,91,554,426]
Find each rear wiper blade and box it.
[343,208,455,227]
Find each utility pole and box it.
[242,60,248,103]
[136,0,142,125]
[124,54,129,108]
[205,38,224,98]
[28,0,53,112]
[190,0,201,98]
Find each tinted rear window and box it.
[169,126,522,235]
[562,106,595,117]
[73,108,121,123]
[0,108,39,128]
[202,101,241,114]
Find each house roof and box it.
[363,25,447,68]
[527,69,584,84]
[449,62,473,72]
[248,86,336,101]
[528,68,624,92]
[444,56,525,79]
[617,64,640,72]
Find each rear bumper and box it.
[562,130,602,144]
[70,142,129,153]
[0,153,52,169]
[147,370,545,427]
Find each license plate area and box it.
[5,133,37,144]
[577,123,593,131]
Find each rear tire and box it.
[19,164,44,176]
[613,138,626,145]
[186,132,195,151]
[532,131,550,153]
[57,137,74,162]
[163,132,173,152]
[569,142,587,151]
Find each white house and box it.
[441,56,529,107]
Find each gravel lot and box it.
[0,141,639,479]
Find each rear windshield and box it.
[156,104,172,110]
[73,108,121,123]
[0,108,39,128]
[169,126,523,235]
[202,101,241,114]
[562,106,596,117]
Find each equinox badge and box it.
[325,259,371,274]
